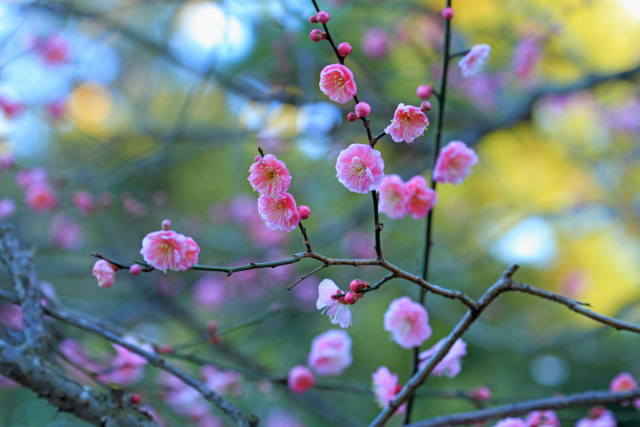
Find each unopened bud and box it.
[129,264,142,275]
[417,84,433,99]
[441,7,454,20]
[355,102,371,118]
[130,393,141,404]
[316,11,330,24]
[309,29,326,42]
[420,101,432,113]
[309,15,318,23]
[349,279,369,292]
[344,291,359,305]
[338,42,353,58]
[161,219,171,230]
[298,205,311,220]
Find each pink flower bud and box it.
[161,219,171,230]
[349,279,369,292]
[441,7,454,20]
[471,385,491,400]
[355,102,371,118]
[338,42,353,58]
[156,345,173,354]
[316,11,330,24]
[309,29,326,42]
[420,101,432,112]
[92,259,116,288]
[207,321,218,334]
[417,84,433,99]
[288,365,315,393]
[298,205,311,220]
[344,291,359,305]
[130,394,141,404]
[309,15,318,23]
[347,112,358,122]
[129,264,142,275]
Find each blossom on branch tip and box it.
[319,64,357,104]
[316,279,352,328]
[378,175,409,219]
[458,44,491,78]
[140,221,199,272]
[288,365,315,393]
[433,141,478,185]
[258,192,301,232]
[298,205,311,220]
[248,154,292,197]
[93,259,116,288]
[335,143,385,194]
[372,366,405,414]
[405,175,437,219]
[308,329,352,376]
[418,338,467,377]
[384,296,432,348]
[609,372,640,409]
[355,102,371,118]
[384,103,429,143]
[338,42,352,58]
[576,406,617,427]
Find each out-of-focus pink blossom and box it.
[201,365,243,396]
[25,183,58,213]
[0,96,25,119]
[405,176,437,219]
[258,192,301,232]
[575,406,617,427]
[247,154,292,197]
[192,275,227,309]
[340,230,375,258]
[609,372,640,408]
[158,372,210,419]
[0,198,16,219]
[73,190,95,215]
[512,37,541,79]
[384,104,429,143]
[15,167,48,189]
[50,214,85,250]
[418,338,467,377]
[525,410,559,427]
[308,329,352,376]
[288,365,315,393]
[372,366,405,414]
[32,34,69,65]
[99,337,153,386]
[384,296,432,349]
[59,338,104,372]
[92,259,116,288]
[361,28,389,58]
[46,98,67,120]
[335,143,385,194]
[139,405,167,427]
[0,374,17,389]
[319,64,357,104]
[264,408,305,427]
[494,418,527,427]
[121,193,148,217]
[458,44,491,78]
[0,154,14,170]
[140,228,187,272]
[433,141,478,185]
[471,385,492,400]
[316,279,352,328]
[0,303,23,331]
[178,237,200,271]
[378,175,408,219]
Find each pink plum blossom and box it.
[361,28,389,58]
[0,198,16,219]
[405,175,437,219]
[494,418,527,427]
[32,34,69,65]
[50,214,85,250]
[288,365,315,393]
[264,409,304,427]
[201,365,243,396]
[384,104,430,143]
[575,406,617,427]
[372,366,405,414]
[92,259,116,288]
[418,338,467,377]
[609,372,640,408]
[258,192,301,232]
[73,190,95,215]
[512,37,541,80]
[308,329,352,376]
[383,296,432,349]
[458,44,492,78]
[140,228,188,272]
[178,236,200,270]
[15,167,48,189]
[99,337,153,386]
[0,303,23,331]
[319,64,357,104]
[25,183,58,213]
[247,154,292,197]
[335,143,385,194]
[0,374,17,389]
[0,154,14,170]
[316,278,352,328]
[433,141,478,185]
[378,174,409,219]
[59,339,104,373]
[525,410,559,427]
[192,275,227,309]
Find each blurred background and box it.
[0,0,639,425]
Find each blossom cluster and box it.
[248,154,306,232]
[379,175,437,219]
